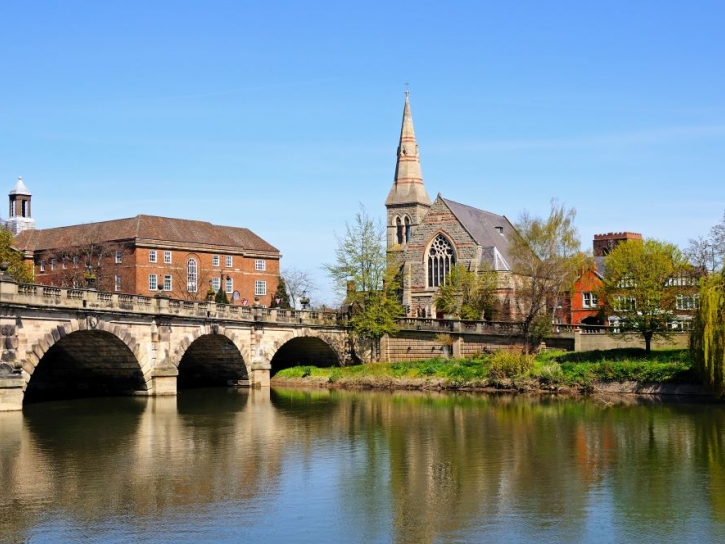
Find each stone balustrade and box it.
[5,281,346,327]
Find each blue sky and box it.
[2,1,723,304]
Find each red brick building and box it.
[562,232,643,326]
[13,215,280,306]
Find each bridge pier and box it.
[149,364,179,396]
[251,362,271,388]
[0,374,24,411]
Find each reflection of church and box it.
[386,93,516,319]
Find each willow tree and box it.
[601,238,692,354]
[690,271,725,397]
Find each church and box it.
[385,93,518,319]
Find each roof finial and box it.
[405,82,409,98]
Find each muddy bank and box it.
[271,375,712,398]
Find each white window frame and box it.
[39,261,45,272]
[50,259,57,271]
[149,250,157,263]
[114,275,122,292]
[163,274,172,291]
[255,259,266,271]
[225,255,233,268]
[187,258,198,293]
[212,255,220,267]
[73,256,79,268]
[676,293,699,310]
[582,292,598,308]
[149,274,158,291]
[164,251,172,264]
[211,277,221,291]
[226,276,233,294]
[255,280,267,296]
[115,250,123,264]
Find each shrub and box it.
[488,350,535,379]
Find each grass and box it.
[273,348,697,392]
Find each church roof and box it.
[13,215,279,255]
[385,92,431,208]
[441,197,517,271]
[9,177,31,196]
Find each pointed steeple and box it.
[385,91,431,207]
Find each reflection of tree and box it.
[3,390,725,541]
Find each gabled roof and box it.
[13,215,279,255]
[441,197,517,271]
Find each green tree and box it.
[214,287,229,304]
[510,201,584,350]
[324,205,403,361]
[0,227,33,283]
[601,238,692,354]
[271,276,291,308]
[690,270,725,397]
[348,268,405,359]
[433,264,497,320]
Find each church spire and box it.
[385,91,431,207]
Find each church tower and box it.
[7,177,35,235]
[385,91,431,256]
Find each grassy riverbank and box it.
[272,348,699,394]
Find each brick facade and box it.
[14,215,280,307]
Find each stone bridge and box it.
[0,277,352,411]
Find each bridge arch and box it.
[170,325,250,389]
[269,332,343,375]
[23,317,149,404]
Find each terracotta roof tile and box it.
[13,215,279,255]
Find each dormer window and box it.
[495,226,504,235]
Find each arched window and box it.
[187,258,198,293]
[395,216,404,245]
[427,234,456,288]
[404,216,411,243]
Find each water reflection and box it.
[0,389,724,543]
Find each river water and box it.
[1,388,724,543]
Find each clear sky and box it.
[2,1,723,305]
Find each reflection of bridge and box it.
[0,277,352,410]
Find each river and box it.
[1,388,724,543]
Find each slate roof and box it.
[441,197,518,271]
[13,215,279,255]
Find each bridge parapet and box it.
[4,281,346,326]
[397,317,525,335]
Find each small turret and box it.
[7,177,35,235]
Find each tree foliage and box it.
[324,205,387,298]
[214,287,229,304]
[324,205,403,360]
[348,267,404,344]
[433,263,497,320]
[0,227,33,283]
[690,271,725,397]
[601,238,692,354]
[271,275,291,308]
[510,200,584,349]
[685,210,725,273]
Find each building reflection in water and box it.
[0,389,724,543]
